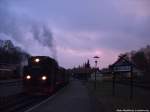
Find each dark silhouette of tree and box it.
[0,39,29,64]
[147,52,150,72]
[131,51,148,72]
[86,59,90,68]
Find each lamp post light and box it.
[93,56,100,89]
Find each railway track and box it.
[0,85,67,112]
[0,93,48,112]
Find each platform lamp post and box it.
[93,56,100,89]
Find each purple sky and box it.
[0,0,150,68]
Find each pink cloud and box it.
[56,46,120,68]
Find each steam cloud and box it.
[0,0,57,59]
[31,24,57,58]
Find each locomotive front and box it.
[23,56,58,95]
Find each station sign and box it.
[113,66,131,72]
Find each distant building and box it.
[110,55,143,79]
[72,60,92,80]
[90,71,103,81]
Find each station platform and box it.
[26,79,92,112]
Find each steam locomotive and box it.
[23,56,69,95]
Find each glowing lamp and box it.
[26,75,31,80]
[42,76,47,80]
[35,58,40,63]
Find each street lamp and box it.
[93,56,100,89]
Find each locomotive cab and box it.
[23,56,58,95]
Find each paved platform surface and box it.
[28,79,92,112]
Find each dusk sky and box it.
[0,0,150,68]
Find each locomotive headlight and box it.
[35,58,40,63]
[26,75,31,80]
[42,76,47,80]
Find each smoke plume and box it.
[0,0,57,59]
[31,24,57,58]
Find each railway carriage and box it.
[56,67,69,88]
